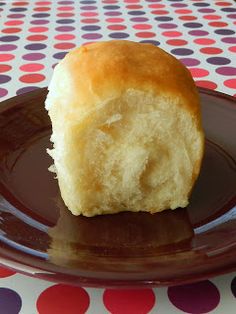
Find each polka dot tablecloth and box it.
[0,0,236,313]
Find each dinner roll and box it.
[45,40,204,217]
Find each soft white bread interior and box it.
[45,40,204,217]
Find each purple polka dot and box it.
[158,23,177,29]
[155,16,173,21]
[80,5,97,10]
[32,13,50,18]
[140,40,160,46]
[81,1,96,4]
[0,2,6,5]
[109,32,129,39]
[7,14,25,19]
[0,288,22,313]
[23,53,46,61]
[207,57,230,65]
[216,66,236,76]
[171,3,187,7]
[82,33,103,40]
[130,17,148,22]
[56,19,75,24]
[103,5,120,10]
[104,11,122,16]
[221,37,236,44]
[0,36,19,42]
[55,26,75,32]
[231,277,236,298]
[0,75,11,84]
[30,19,50,25]
[128,11,146,16]
[0,44,17,51]
[53,51,68,60]
[81,25,101,31]
[228,14,236,19]
[215,29,235,35]
[171,48,194,56]
[168,281,220,314]
[189,30,209,36]
[58,1,74,4]
[10,7,27,12]
[180,58,200,66]
[198,8,215,13]
[0,87,8,98]
[24,43,47,50]
[222,8,236,12]
[16,86,39,96]
[184,22,203,28]
[193,2,210,7]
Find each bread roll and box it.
[45,40,204,217]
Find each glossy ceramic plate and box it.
[0,88,235,287]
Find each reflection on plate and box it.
[0,87,235,287]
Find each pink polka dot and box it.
[37,284,90,314]
[0,54,15,62]
[133,24,152,30]
[57,6,74,11]
[167,39,188,46]
[103,289,155,314]
[136,32,156,38]
[162,31,182,37]
[54,34,75,40]
[0,88,8,98]
[175,9,193,14]
[126,5,143,9]
[168,281,220,314]
[189,68,209,78]
[194,38,216,45]
[5,20,24,26]
[80,12,98,17]
[0,64,12,73]
[20,63,44,72]
[229,46,236,53]
[108,24,127,30]
[148,4,165,9]
[19,73,45,83]
[35,1,51,4]
[209,21,228,27]
[54,42,76,50]
[106,18,124,23]
[200,47,223,54]
[12,1,29,5]
[0,266,16,278]
[2,27,22,34]
[151,10,169,15]
[29,27,48,33]
[196,80,217,90]
[203,14,221,20]
[57,12,74,18]
[34,7,51,12]
[224,79,236,89]
[27,35,48,41]
[81,18,100,24]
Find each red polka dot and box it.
[133,24,152,30]
[0,64,12,73]
[196,80,217,90]
[194,38,216,45]
[215,1,232,6]
[4,20,24,26]
[20,73,45,83]
[229,46,236,53]
[126,5,143,9]
[151,10,169,15]
[2,28,22,34]
[203,14,221,20]
[57,6,74,11]
[209,21,228,27]
[27,35,48,41]
[136,32,156,38]
[55,34,75,40]
[37,284,90,314]
[81,18,100,24]
[29,27,48,33]
[57,13,74,17]
[162,31,182,37]
[108,24,127,30]
[20,63,44,72]
[103,289,155,314]
[35,1,51,4]
[0,266,16,278]
[54,42,76,50]
[80,12,98,17]
[179,16,197,21]
[224,79,236,89]
[200,47,223,54]
[148,4,165,9]
[12,1,29,5]
[106,18,124,23]
[189,68,209,78]
[0,54,15,62]
[34,7,51,12]
[175,9,193,14]
[167,39,188,46]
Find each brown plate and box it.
[0,87,235,287]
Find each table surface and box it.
[0,0,236,313]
